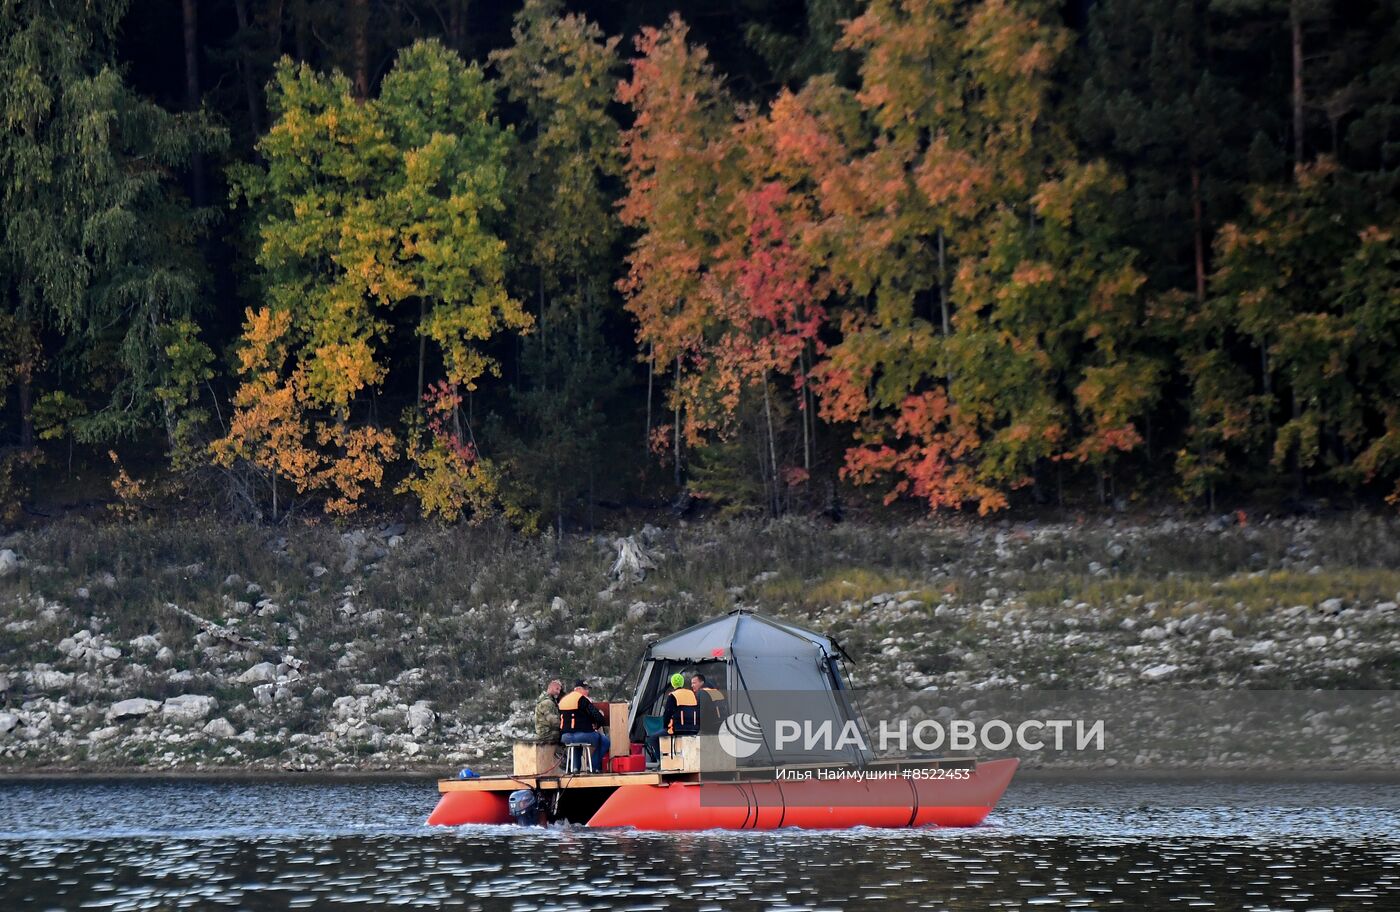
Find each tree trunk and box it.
[673,357,682,488]
[1260,340,1271,396]
[1290,0,1305,169]
[269,0,286,55]
[1190,165,1207,306]
[182,0,205,205]
[416,298,427,403]
[937,227,955,400]
[350,0,370,100]
[233,0,262,135]
[763,373,779,517]
[937,227,951,338]
[291,0,309,62]
[798,349,810,473]
[644,342,654,458]
[448,0,468,53]
[18,372,33,449]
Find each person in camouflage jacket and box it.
[534,678,562,743]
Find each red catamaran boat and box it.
[428,610,1018,830]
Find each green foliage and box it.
[155,319,216,471]
[231,39,526,405]
[0,0,224,448]
[32,392,87,442]
[1188,160,1400,497]
[487,0,631,531]
[226,39,530,517]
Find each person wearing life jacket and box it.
[558,679,609,772]
[691,673,728,734]
[645,673,700,767]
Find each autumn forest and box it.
[3,0,1398,530]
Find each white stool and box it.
[563,741,595,773]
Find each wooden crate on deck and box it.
[660,735,702,772]
[606,701,630,757]
[513,741,561,776]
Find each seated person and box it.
[646,673,700,766]
[558,679,610,772]
[691,673,728,734]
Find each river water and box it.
[1,777,1395,910]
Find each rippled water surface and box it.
[2,777,1396,910]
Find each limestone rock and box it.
[203,717,237,739]
[235,662,278,685]
[407,701,436,733]
[162,694,217,724]
[28,667,75,690]
[107,698,161,721]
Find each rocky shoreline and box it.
[2,513,1397,775]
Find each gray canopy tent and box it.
[626,609,868,766]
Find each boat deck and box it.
[439,771,677,792]
[437,756,976,794]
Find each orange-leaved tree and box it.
[809,0,1160,512]
[620,17,836,512]
[617,15,741,484]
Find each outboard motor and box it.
[508,788,541,826]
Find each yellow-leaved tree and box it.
[219,40,529,519]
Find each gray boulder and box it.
[235,662,278,685]
[0,549,18,577]
[107,698,161,721]
[28,667,75,690]
[407,701,436,733]
[0,711,18,735]
[162,694,217,724]
[203,717,237,739]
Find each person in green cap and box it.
[646,671,700,767]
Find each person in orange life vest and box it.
[691,673,728,734]
[558,679,609,772]
[645,672,699,767]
